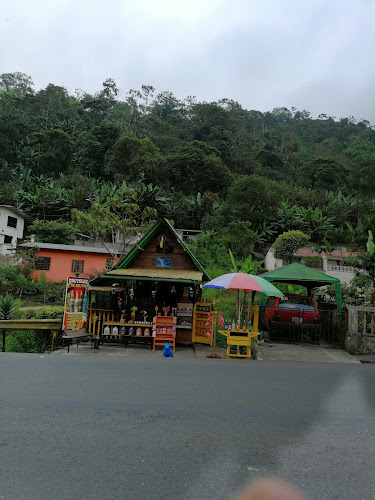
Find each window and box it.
[156,256,172,268]
[4,235,12,244]
[71,259,84,273]
[7,216,17,229]
[106,258,114,270]
[35,257,51,271]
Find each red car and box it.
[264,294,320,329]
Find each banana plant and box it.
[0,294,17,352]
[367,230,375,256]
[229,249,264,317]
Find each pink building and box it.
[20,242,116,282]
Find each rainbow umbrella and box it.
[203,273,283,323]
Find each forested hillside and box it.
[1,71,375,260]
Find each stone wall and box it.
[345,305,375,354]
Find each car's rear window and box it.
[278,297,315,310]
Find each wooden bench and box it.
[62,330,92,353]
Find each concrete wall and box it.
[0,207,25,256]
[325,269,354,285]
[264,248,283,271]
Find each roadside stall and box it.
[87,218,214,349]
[203,273,283,359]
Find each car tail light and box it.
[313,314,319,323]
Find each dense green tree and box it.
[72,186,157,262]
[0,72,34,95]
[166,141,232,194]
[223,175,290,230]
[29,220,77,244]
[28,129,72,174]
[104,134,165,184]
[308,157,350,190]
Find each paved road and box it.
[0,354,374,500]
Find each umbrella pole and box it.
[237,289,241,326]
[207,312,221,358]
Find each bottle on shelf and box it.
[74,291,79,313]
[78,290,83,312]
[224,320,228,331]
[243,321,246,331]
[231,320,235,330]
[113,326,118,336]
[82,290,88,314]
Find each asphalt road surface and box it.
[0,354,375,500]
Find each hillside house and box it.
[0,205,27,256]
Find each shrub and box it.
[273,231,310,260]
[5,330,52,353]
[303,256,323,268]
[20,306,64,320]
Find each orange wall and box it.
[31,249,112,282]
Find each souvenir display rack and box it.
[152,315,176,352]
[192,302,214,346]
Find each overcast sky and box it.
[2,0,375,122]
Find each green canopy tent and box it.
[261,263,343,322]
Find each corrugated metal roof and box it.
[295,248,357,259]
[20,242,114,254]
[107,268,203,282]
[88,286,125,292]
[0,205,30,221]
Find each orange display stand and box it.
[152,316,176,352]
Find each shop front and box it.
[87,218,214,348]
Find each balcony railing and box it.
[326,265,354,273]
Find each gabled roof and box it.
[114,218,210,281]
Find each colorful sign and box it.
[62,277,89,331]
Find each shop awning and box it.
[105,268,204,283]
[88,286,125,292]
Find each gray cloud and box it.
[2,0,375,121]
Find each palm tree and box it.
[0,294,17,352]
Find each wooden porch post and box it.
[51,330,59,352]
